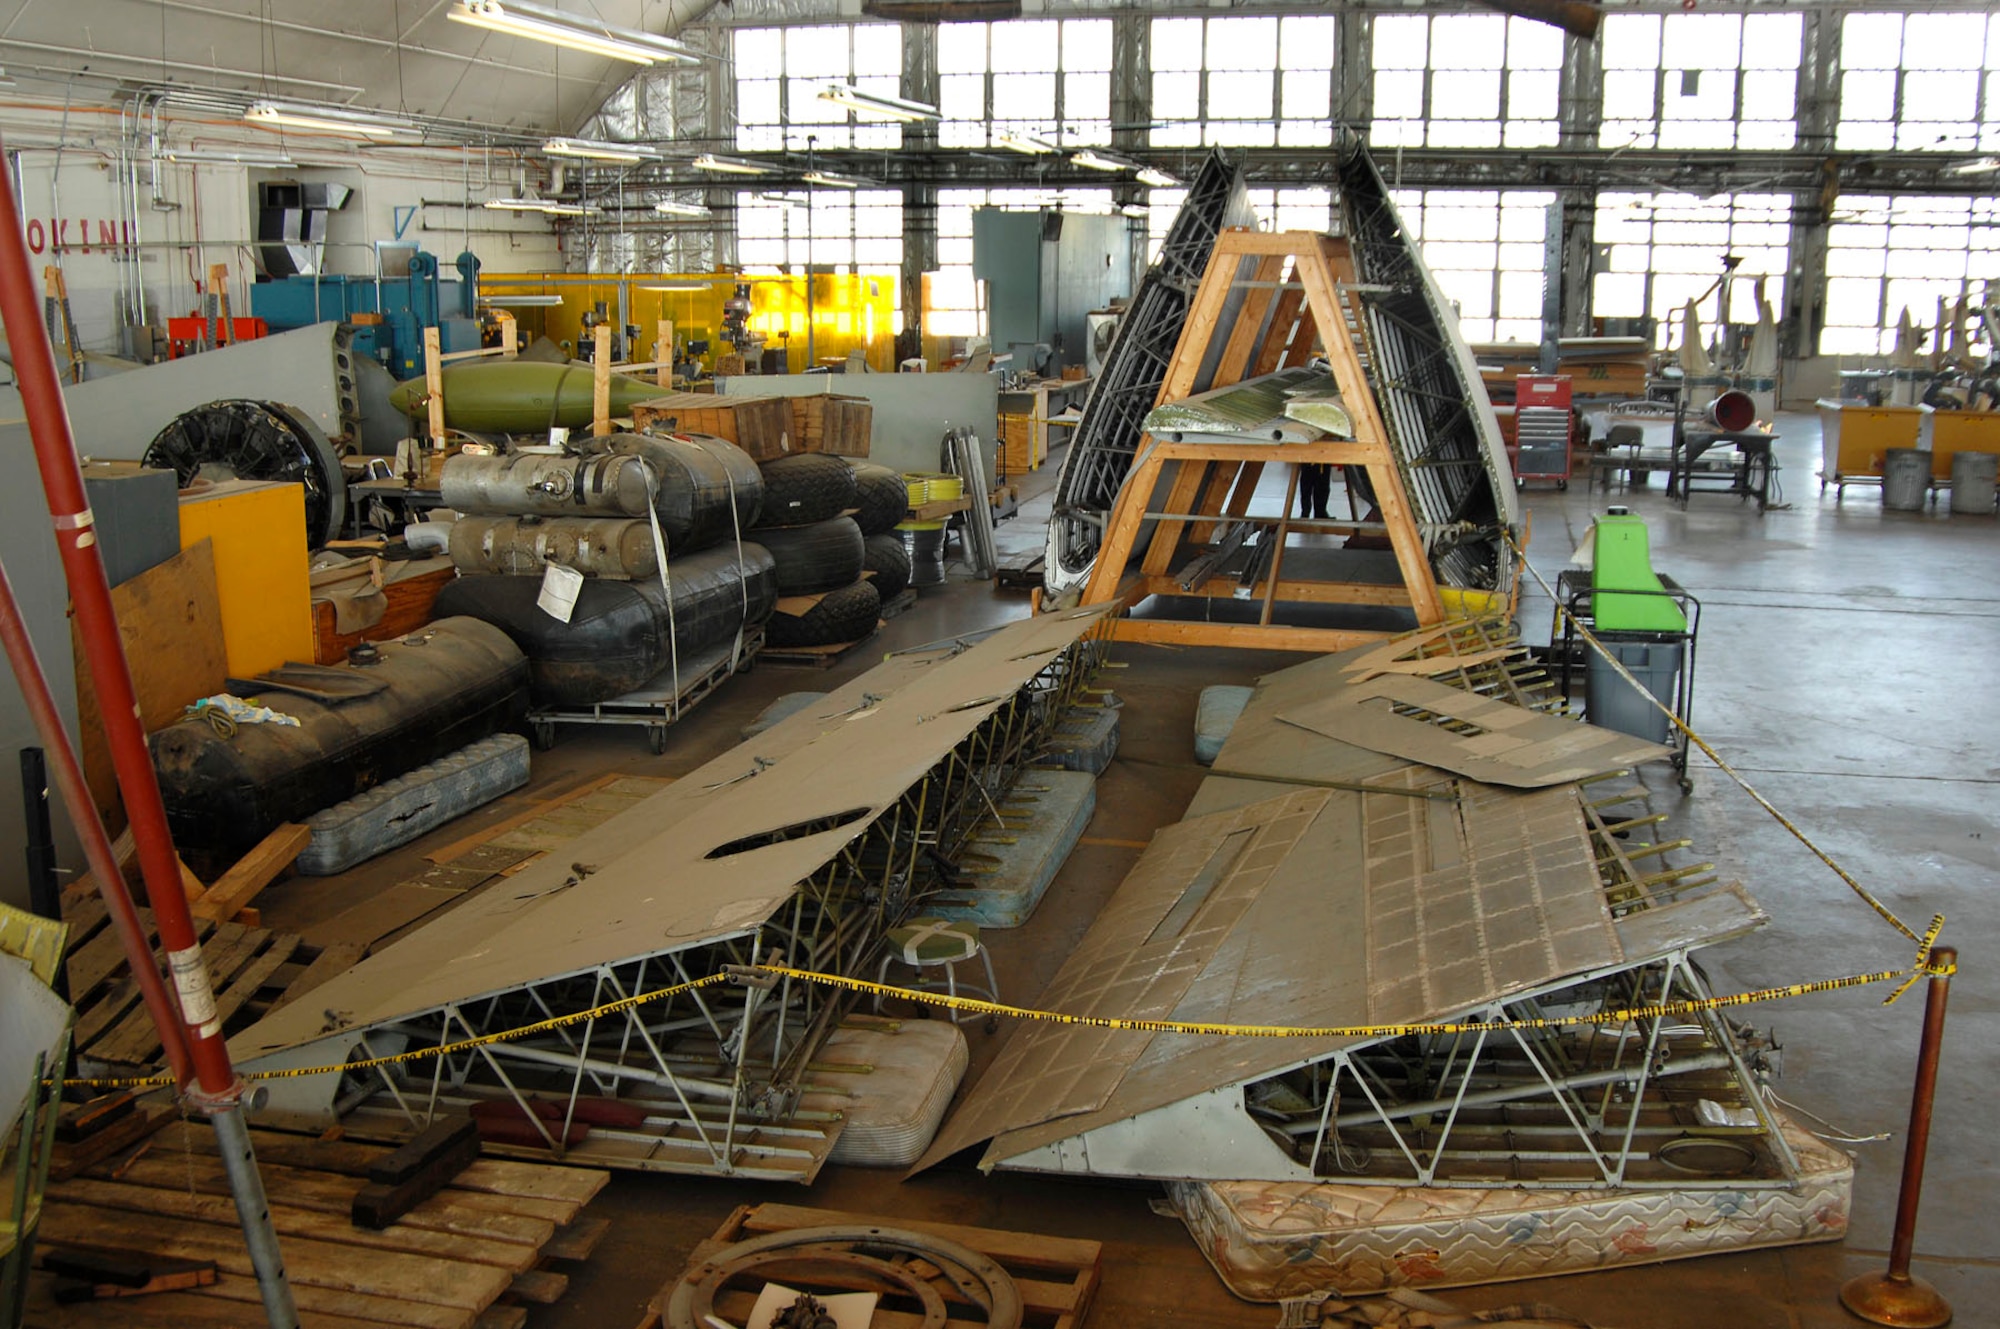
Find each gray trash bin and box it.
[1585,637,1683,746]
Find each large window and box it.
[938,20,1111,149]
[733,24,903,152]
[1591,193,1791,347]
[1598,12,1800,151]
[930,188,1115,336]
[1142,187,1333,263]
[1389,190,1559,343]
[1150,16,1337,149]
[1836,12,2000,153]
[735,189,903,274]
[1370,14,1560,150]
[1821,195,2000,355]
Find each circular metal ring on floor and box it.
[663,1223,1025,1329]
[1656,1134,1759,1177]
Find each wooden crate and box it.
[789,393,873,457]
[312,563,457,664]
[641,1202,1102,1329]
[998,412,1045,477]
[630,393,793,461]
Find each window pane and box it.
[1152,19,1204,71]
[1508,69,1558,120]
[1430,15,1505,69]
[1741,13,1802,70]
[994,72,1056,119]
[1601,14,1662,70]
[1903,13,1985,70]
[1433,70,1501,119]
[939,74,984,122]
[992,21,1058,73]
[1207,17,1277,71]
[1283,70,1331,120]
[1372,15,1429,70]
[1841,13,1903,70]
[937,24,986,75]
[1065,72,1110,122]
[1663,14,1740,70]
[1373,70,1426,121]
[1507,17,1563,69]
[851,24,900,75]
[1208,71,1274,120]
[786,29,846,78]
[734,28,783,76]
[1280,17,1336,70]
[1602,70,1657,121]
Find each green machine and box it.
[1558,507,1697,789]
[1590,511,1689,634]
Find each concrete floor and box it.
[254,413,2000,1328]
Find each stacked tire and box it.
[753,454,906,649]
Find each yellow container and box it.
[926,473,964,501]
[1815,400,1929,481]
[1928,411,2000,479]
[903,475,932,506]
[177,480,314,678]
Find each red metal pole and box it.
[1,131,298,1327]
[0,142,237,1095]
[1840,945,1956,1328]
[0,562,191,1085]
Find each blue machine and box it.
[250,250,485,380]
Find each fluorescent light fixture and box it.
[0,68,15,89]
[448,0,698,66]
[1120,203,1149,218]
[994,130,1056,155]
[693,152,773,176]
[481,293,566,307]
[485,197,595,217]
[544,137,655,163]
[1069,148,1133,172]
[653,199,712,217]
[1135,166,1180,188]
[817,83,939,123]
[1950,157,2000,175]
[639,282,712,292]
[164,149,298,168]
[759,191,807,208]
[803,169,873,190]
[245,100,417,139]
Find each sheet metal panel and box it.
[232,607,1110,1063]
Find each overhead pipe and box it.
[0,127,299,1329]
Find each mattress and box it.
[1170,1112,1850,1300]
[804,1020,969,1168]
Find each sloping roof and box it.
[232,606,1110,1064]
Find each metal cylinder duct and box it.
[1708,390,1756,432]
[441,451,654,517]
[449,515,659,579]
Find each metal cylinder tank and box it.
[440,451,653,517]
[449,515,659,579]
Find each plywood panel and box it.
[75,539,228,828]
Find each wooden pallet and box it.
[760,623,884,669]
[638,1202,1102,1329]
[878,586,919,620]
[26,1122,611,1329]
[59,897,361,1077]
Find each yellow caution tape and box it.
[58,949,1955,1092]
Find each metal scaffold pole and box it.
[0,132,300,1329]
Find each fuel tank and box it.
[388,360,674,432]
[150,617,530,868]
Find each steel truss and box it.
[1252,948,1796,1191]
[326,628,1111,1180]
[1335,135,1520,592]
[1044,150,1253,602]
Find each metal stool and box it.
[874,917,999,1027]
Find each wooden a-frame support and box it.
[1080,229,1447,652]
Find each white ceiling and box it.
[0,0,689,136]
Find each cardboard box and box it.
[790,394,873,457]
[630,392,793,461]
